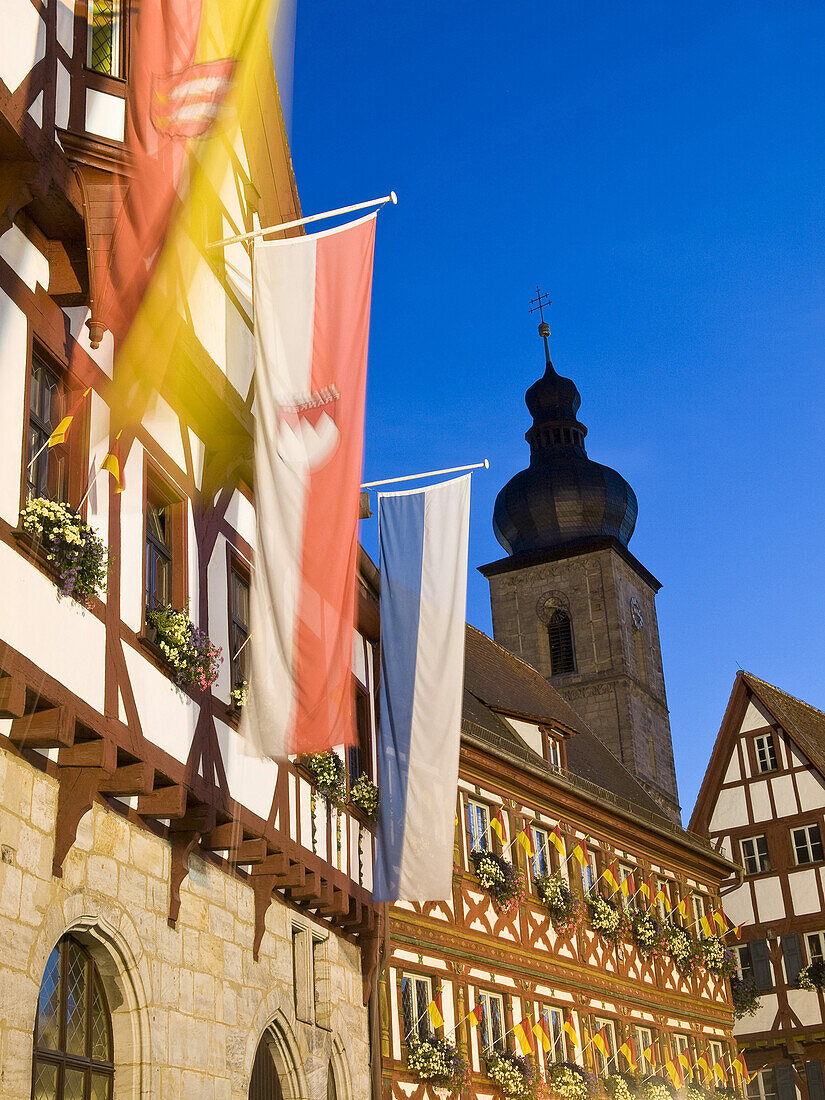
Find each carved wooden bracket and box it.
[52,737,118,877]
[167,805,215,928]
[0,164,35,236]
[71,163,116,348]
[251,872,279,960]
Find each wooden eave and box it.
[688,672,750,837]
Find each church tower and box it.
[480,314,681,821]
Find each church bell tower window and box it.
[547,609,575,675]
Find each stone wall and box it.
[487,545,680,820]
[0,744,370,1100]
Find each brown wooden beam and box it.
[98,761,154,796]
[287,870,322,901]
[10,706,74,748]
[201,821,244,850]
[0,675,25,717]
[224,838,268,865]
[58,739,117,770]
[137,783,187,819]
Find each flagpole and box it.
[362,459,489,490]
[207,192,398,250]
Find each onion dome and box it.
[493,324,638,557]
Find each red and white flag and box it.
[242,213,376,757]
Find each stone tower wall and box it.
[487,545,680,820]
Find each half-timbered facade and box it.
[0,5,378,1099]
[691,673,825,1100]
[380,626,737,1100]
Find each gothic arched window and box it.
[32,935,114,1099]
[548,609,575,675]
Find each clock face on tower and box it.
[630,597,644,630]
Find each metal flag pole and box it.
[207,192,398,250]
[361,459,489,490]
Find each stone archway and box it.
[249,1037,284,1100]
[247,1016,307,1100]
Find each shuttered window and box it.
[773,1064,797,1100]
[781,933,803,986]
[749,939,774,991]
[806,1062,825,1100]
[548,610,575,675]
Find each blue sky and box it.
[289,2,825,819]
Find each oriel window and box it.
[32,935,114,1099]
[87,0,122,78]
[27,353,69,504]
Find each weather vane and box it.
[529,285,552,337]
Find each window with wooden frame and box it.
[32,935,114,1100]
[530,824,553,880]
[401,973,434,1045]
[734,944,754,983]
[540,726,566,771]
[478,990,506,1054]
[534,1005,566,1063]
[806,930,825,962]
[634,1026,655,1070]
[618,863,636,911]
[748,1070,779,1100]
[144,466,186,620]
[655,878,672,921]
[691,893,707,929]
[25,349,86,508]
[741,835,771,875]
[465,798,491,855]
[347,682,373,782]
[754,732,778,774]
[86,0,124,78]
[580,847,598,894]
[228,556,250,691]
[592,1016,617,1076]
[793,824,825,866]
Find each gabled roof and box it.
[462,625,666,819]
[689,671,825,835]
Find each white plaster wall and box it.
[740,700,772,733]
[85,392,110,550]
[61,307,115,379]
[749,780,771,822]
[55,0,74,54]
[0,223,48,292]
[789,742,809,768]
[720,884,753,925]
[85,88,125,141]
[506,717,543,757]
[722,751,741,784]
[0,0,45,92]
[797,768,825,810]
[119,442,145,633]
[55,60,70,129]
[225,489,256,548]
[187,258,228,372]
[188,429,205,491]
[733,993,776,1036]
[122,645,198,763]
[0,291,27,525]
[788,868,819,916]
[770,772,798,816]
[786,989,822,1027]
[709,786,748,832]
[143,395,187,472]
[206,533,231,703]
[0,542,106,713]
[215,717,278,822]
[27,91,42,128]
[753,876,785,923]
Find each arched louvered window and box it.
[32,935,114,1099]
[548,609,575,675]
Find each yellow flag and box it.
[516,829,535,857]
[48,388,92,447]
[533,1015,552,1053]
[513,1017,534,1056]
[699,914,713,937]
[549,826,566,857]
[603,864,620,893]
[490,806,506,843]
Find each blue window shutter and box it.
[750,939,773,991]
[774,1063,797,1100]
[781,933,803,986]
[806,1062,825,1100]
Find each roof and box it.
[690,671,825,834]
[742,672,825,777]
[462,624,666,819]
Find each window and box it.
[708,1041,724,1067]
[793,825,825,865]
[581,848,597,894]
[348,685,372,782]
[692,893,706,929]
[673,1034,692,1078]
[536,1006,565,1063]
[87,0,122,77]
[144,468,185,619]
[402,974,433,1045]
[748,1070,778,1100]
[546,736,561,769]
[478,991,505,1054]
[466,799,490,854]
[635,1027,654,1070]
[229,559,250,691]
[312,936,331,1029]
[548,610,575,675]
[655,879,672,921]
[741,835,771,875]
[754,733,778,774]
[33,935,114,1099]
[592,1017,617,1076]
[27,352,69,503]
[619,864,636,910]
[806,931,825,962]
[531,826,552,880]
[734,944,754,983]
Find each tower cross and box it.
[529,286,552,325]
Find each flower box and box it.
[470,850,524,914]
[698,934,736,978]
[485,1050,535,1100]
[631,910,665,957]
[19,497,107,607]
[534,872,582,936]
[407,1035,468,1092]
[145,605,222,690]
[797,957,825,991]
[585,892,629,944]
[662,923,701,977]
[299,750,347,805]
[348,773,379,822]
[545,1061,597,1100]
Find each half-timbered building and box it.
[380,625,738,1099]
[691,673,825,1100]
[0,5,379,1098]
